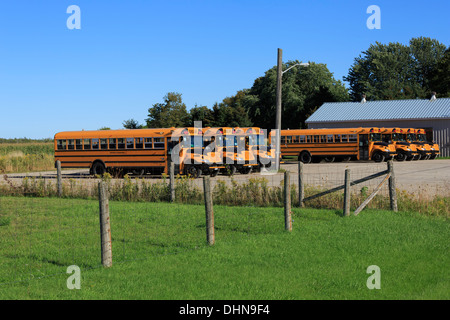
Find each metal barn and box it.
[305,97,450,157]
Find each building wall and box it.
[307,119,450,157]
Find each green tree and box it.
[211,90,253,127]
[188,105,215,127]
[428,48,450,97]
[345,37,448,101]
[243,61,349,129]
[123,118,143,129]
[146,92,190,128]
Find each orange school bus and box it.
[280,128,396,163]
[202,127,258,176]
[235,127,276,171]
[54,128,202,177]
[415,128,440,159]
[380,128,419,161]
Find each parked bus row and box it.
[54,127,277,178]
[54,126,440,178]
[280,127,440,163]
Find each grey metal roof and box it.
[306,98,450,123]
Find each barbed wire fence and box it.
[0,160,401,288]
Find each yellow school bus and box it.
[202,127,259,176]
[415,128,440,159]
[235,127,276,171]
[380,128,419,161]
[280,127,396,163]
[54,127,203,177]
[404,128,427,160]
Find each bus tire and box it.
[210,169,219,177]
[372,152,385,162]
[396,151,407,161]
[224,164,236,176]
[324,156,335,163]
[240,166,252,174]
[91,161,106,176]
[186,165,202,178]
[299,151,311,164]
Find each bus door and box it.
[167,138,182,175]
[359,134,369,160]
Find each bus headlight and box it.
[406,148,411,151]
[431,148,435,150]
[236,157,243,161]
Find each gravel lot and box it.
[3,159,450,197]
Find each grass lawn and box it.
[0,196,448,300]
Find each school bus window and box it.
[144,137,152,148]
[286,136,292,143]
[299,135,305,143]
[349,135,357,142]
[100,139,108,149]
[341,135,348,142]
[320,135,326,143]
[109,138,116,149]
[369,133,381,141]
[327,135,333,143]
[117,138,125,149]
[135,138,143,149]
[306,136,312,143]
[314,135,320,143]
[281,136,286,144]
[92,139,99,150]
[83,139,91,150]
[126,138,134,149]
[154,137,164,149]
[57,140,66,150]
[75,139,82,150]
[67,139,74,150]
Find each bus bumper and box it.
[383,151,396,160]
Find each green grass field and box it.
[0,196,448,300]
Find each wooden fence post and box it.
[388,160,398,212]
[343,169,351,216]
[56,160,62,197]
[203,176,215,245]
[98,181,112,267]
[284,171,292,231]
[169,160,175,202]
[298,161,304,207]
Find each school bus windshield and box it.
[392,133,406,141]
[369,133,381,141]
[248,135,266,146]
[417,134,427,142]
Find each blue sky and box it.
[0,0,448,139]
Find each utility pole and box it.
[275,48,283,172]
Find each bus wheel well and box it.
[91,160,106,176]
[299,151,312,164]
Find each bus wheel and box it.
[224,164,236,176]
[186,166,202,178]
[92,162,106,176]
[299,152,311,164]
[429,154,437,160]
[324,156,335,163]
[396,151,407,161]
[240,166,252,174]
[372,152,385,162]
[132,169,145,176]
[210,169,219,177]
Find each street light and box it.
[274,48,309,171]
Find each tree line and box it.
[122,37,449,131]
